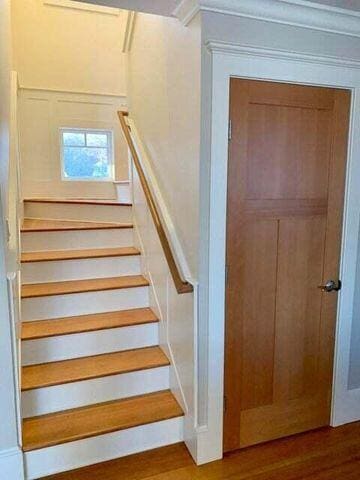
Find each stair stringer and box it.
[130,168,197,460]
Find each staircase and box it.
[20,197,184,479]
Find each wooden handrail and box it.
[118,111,193,294]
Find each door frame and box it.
[197,41,360,462]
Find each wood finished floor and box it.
[44,422,360,479]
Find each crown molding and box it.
[174,0,360,37]
[206,40,360,69]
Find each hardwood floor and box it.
[45,422,360,479]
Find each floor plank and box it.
[23,390,183,451]
[21,218,133,232]
[21,275,149,298]
[22,346,169,391]
[44,422,360,479]
[21,308,158,340]
[21,247,140,263]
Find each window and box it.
[60,128,114,181]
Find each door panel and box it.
[224,79,351,451]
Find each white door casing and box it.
[196,41,360,464]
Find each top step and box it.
[24,198,132,206]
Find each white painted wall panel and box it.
[131,161,196,459]
[19,89,129,198]
[128,12,201,277]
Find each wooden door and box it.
[224,79,351,451]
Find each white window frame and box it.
[59,127,115,182]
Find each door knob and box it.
[318,280,342,292]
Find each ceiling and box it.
[74,0,360,16]
[74,0,182,16]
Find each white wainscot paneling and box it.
[19,88,129,199]
[130,161,197,461]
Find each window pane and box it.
[63,147,110,179]
[86,133,108,147]
[63,131,85,146]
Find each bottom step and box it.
[23,391,184,479]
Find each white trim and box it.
[59,127,115,182]
[206,41,360,69]
[198,41,360,464]
[0,448,24,480]
[19,85,127,99]
[43,0,121,15]
[122,11,136,53]
[332,88,360,426]
[174,0,360,37]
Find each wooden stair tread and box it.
[24,197,131,206]
[21,275,149,299]
[21,218,133,232]
[21,308,158,340]
[22,390,183,451]
[22,346,169,391]
[21,247,140,263]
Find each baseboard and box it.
[0,447,24,479]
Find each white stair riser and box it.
[22,323,159,365]
[24,203,132,223]
[22,367,170,417]
[24,417,184,479]
[22,287,149,321]
[21,228,134,252]
[22,256,141,283]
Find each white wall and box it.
[126,11,201,460]
[12,0,130,198]
[11,0,127,96]
[127,12,201,277]
[130,137,196,461]
[19,89,128,198]
[0,0,24,477]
